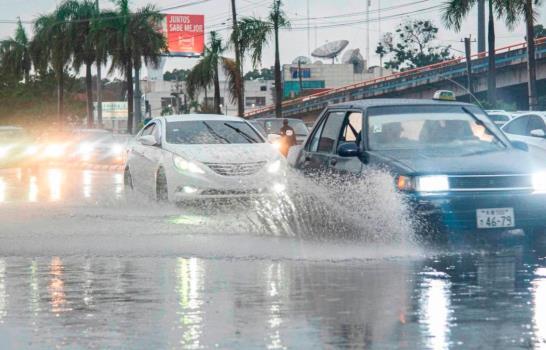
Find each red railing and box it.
[245,37,546,118]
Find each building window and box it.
[246,96,266,107]
[260,85,267,91]
[161,97,175,108]
[290,67,311,79]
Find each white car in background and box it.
[502,112,546,155]
[124,114,286,202]
[485,110,513,127]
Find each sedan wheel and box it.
[156,168,169,202]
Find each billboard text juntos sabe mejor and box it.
[163,14,205,57]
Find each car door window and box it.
[503,116,529,136]
[308,116,327,152]
[338,112,363,146]
[141,123,155,136]
[316,112,346,153]
[526,116,546,135]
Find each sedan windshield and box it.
[368,106,506,153]
[166,121,264,144]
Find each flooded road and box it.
[1,168,546,349]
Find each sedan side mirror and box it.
[511,140,529,152]
[139,135,158,146]
[337,142,360,157]
[530,129,546,138]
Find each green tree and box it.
[501,0,543,110]
[0,19,32,84]
[186,32,239,114]
[244,67,274,80]
[377,20,452,71]
[534,24,546,38]
[163,69,191,81]
[58,0,98,128]
[237,0,289,118]
[443,0,506,108]
[31,10,72,123]
[97,0,166,133]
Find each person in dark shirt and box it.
[279,119,297,156]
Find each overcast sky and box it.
[0,0,543,77]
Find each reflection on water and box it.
[0,260,6,323]
[48,257,69,315]
[0,177,5,203]
[47,169,63,202]
[419,275,452,350]
[177,258,204,349]
[82,170,92,199]
[114,173,123,199]
[533,267,546,346]
[266,262,285,350]
[28,176,38,202]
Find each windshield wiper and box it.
[223,123,258,143]
[202,122,231,144]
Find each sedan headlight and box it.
[173,155,205,174]
[267,159,282,173]
[532,172,546,193]
[0,146,11,158]
[111,144,124,154]
[397,175,449,192]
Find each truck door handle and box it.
[329,158,337,166]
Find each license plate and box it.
[476,208,515,229]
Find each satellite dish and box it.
[342,48,365,74]
[311,40,349,61]
[313,60,323,65]
[292,56,311,65]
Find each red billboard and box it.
[163,14,205,57]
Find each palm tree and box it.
[238,0,289,118]
[443,0,503,107]
[31,10,72,123]
[58,0,98,128]
[98,0,166,134]
[501,0,542,110]
[186,34,239,114]
[0,18,32,83]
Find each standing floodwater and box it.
[0,168,545,349]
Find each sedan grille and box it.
[448,175,532,191]
[204,161,266,176]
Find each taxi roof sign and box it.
[433,90,456,101]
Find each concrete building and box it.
[282,62,390,98]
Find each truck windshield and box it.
[367,106,506,153]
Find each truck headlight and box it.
[532,172,546,193]
[267,159,281,173]
[173,155,205,174]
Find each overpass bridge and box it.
[245,38,546,122]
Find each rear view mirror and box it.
[138,135,158,146]
[512,140,529,152]
[337,143,360,157]
[530,129,546,138]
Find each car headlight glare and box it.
[79,143,94,154]
[416,175,450,192]
[0,146,10,158]
[532,172,546,193]
[173,155,205,174]
[25,145,38,156]
[267,160,282,173]
[45,144,65,158]
[112,144,123,154]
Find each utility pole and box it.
[95,0,103,128]
[477,0,485,54]
[306,0,310,59]
[525,0,538,110]
[230,0,245,117]
[365,0,370,65]
[463,35,475,101]
[298,59,304,97]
